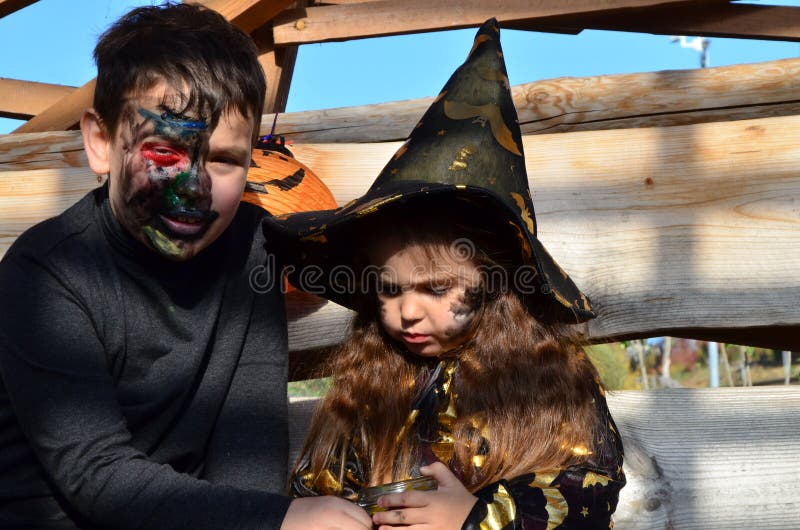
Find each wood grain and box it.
[0,78,75,120]
[196,0,297,33]
[2,114,798,348]
[13,80,94,134]
[259,57,800,142]
[272,0,726,45]
[525,3,800,42]
[4,57,798,160]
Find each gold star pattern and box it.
[583,471,610,488]
[581,507,589,517]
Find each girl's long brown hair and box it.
[294,209,612,491]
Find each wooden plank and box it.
[3,114,799,349]
[263,57,800,143]
[0,130,87,170]
[251,2,304,114]
[512,3,800,42]
[611,387,800,528]
[4,56,798,159]
[272,0,725,45]
[12,2,293,133]
[12,80,94,133]
[0,79,75,120]
[196,0,297,33]
[288,387,800,528]
[0,0,36,19]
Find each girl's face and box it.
[371,239,482,357]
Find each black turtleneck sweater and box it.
[0,185,291,529]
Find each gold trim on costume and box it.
[480,484,516,530]
[509,192,535,234]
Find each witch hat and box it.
[270,18,594,323]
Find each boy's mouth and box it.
[158,208,218,238]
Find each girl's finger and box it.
[420,461,460,488]
[377,490,429,509]
[372,507,426,527]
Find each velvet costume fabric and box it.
[0,185,291,529]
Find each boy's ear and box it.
[80,109,111,175]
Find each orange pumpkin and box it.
[242,138,338,293]
[242,147,337,216]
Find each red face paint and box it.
[141,142,188,168]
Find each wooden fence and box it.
[2,59,800,528]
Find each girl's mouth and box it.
[401,333,430,344]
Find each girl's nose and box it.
[400,295,424,322]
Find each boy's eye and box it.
[141,143,185,166]
[210,157,242,168]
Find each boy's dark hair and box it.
[93,2,266,138]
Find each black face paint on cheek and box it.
[444,286,483,338]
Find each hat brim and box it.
[267,184,595,324]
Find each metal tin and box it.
[355,476,438,515]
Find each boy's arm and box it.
[0,254,290,530]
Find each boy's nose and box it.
[173,163,206,201]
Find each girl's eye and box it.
[141,143,185,166]
[376,283,400,298]
[427,284,451,297]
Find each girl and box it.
[275,18,625,530]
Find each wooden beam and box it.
[251,2,304,114]
[0,79,75,120]
[272,0,727,45]
[0,130,87,170]
[510,3,800,42]
[270,57,800,144]
[12,2,295,133]
[3,114,799,349]
[611,387,800,528]
[196,0,297,33]
[289,388,800,528]
[13,80,94,133]
[0,0,37,19]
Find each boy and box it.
[0,4,370,530]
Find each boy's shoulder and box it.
[3,187,104,267]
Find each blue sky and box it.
[1,0,798,134]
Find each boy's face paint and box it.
[107,85,253,260]
[371,241,482,358]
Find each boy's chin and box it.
[142,225,209,261]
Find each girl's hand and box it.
[372,462,478,530]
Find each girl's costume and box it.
[275,18,626,530]
[292,359,625,529]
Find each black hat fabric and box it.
[270,18,594,324]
